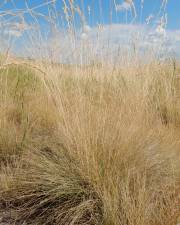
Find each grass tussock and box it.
[0,60,179,225]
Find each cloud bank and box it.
[46,23,180,64]
[0,21,180,64]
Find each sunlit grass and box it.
[0,0,179,224]
[0,60,179,225]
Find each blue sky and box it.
[0,0,179,29]
[163,0,180,29]
[0,1,180,61]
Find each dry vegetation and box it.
[0,60,179,225]
[0,0,180,224]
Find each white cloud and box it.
[43,23,180,64]
[116,2,131,11]
[90,24,180,58]
[0,21,36,39]
[4,29,22,37]
[169,30,180,42]
[115,1,137,18]
[156,25,166,38]
[83,25,91,33]
[81,32,88,40]
[1,20,179,63]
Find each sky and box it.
[0,0,179,29]
[0,0,180,61]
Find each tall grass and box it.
[0,1,179,225]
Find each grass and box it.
[0,60,179,225]
[0,1,179,223]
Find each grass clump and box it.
[0,1,179,223]
[0,61,179,225]
[0,64,57,161]
[1,146,103,225]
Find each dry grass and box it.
[0,1,179,224]
[0,60,179,225]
